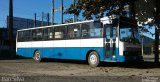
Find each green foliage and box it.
[66,0,134,19]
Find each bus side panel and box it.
[42,41,54,58]
[17,48,26,57]
[115,48,125,62]
[17,41,44,58]
[52,40,66,59]
[65,40,81,60]
[29,47,61,59]
[42,48,81,60]
[42,48,69,59]
[17,42,32,58]
[17,48,33,58]
[42,40,81,60]
[16,42,25,57]
[20,47,49,58]
[65,48,81,60]
[80,38,105,61]
[31,41,43,57]
[80,47,104,61]
[41,48,53,58]
[52,48,66,59]
[25,42,32,57]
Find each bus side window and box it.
[82,29,89,37]
[20,31,25,42]
[18,31,23,42]
[17,31,20,42]
[37,29,43,40]
[32,29,37,41]
[90,28,102,38]
[25,30,31,41]
[54,26,66,40]
[90,22,103,38]
[48,27,54,39]
[81,23,90,38]
[17,32,20,42]
[43,28,49,40]
[67,24,80,39]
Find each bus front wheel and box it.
[34,51,41,62]
[88,51,100,67]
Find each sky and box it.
[0,0,74,27]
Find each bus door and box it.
[105,25,117,61]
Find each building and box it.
[143,36,154,55]
[7,16,50,40]
[0,17,50,55]
[0,28,9,50]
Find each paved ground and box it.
[0,57,160,82]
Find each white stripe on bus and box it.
[17,38,104,48]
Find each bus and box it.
[16,16,142,67]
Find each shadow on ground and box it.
[100,61,160,69]
[42,58,88,65]
[0,54,160,69]
[0,54,30,60]
[42,58,160,69]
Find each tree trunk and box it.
[129,1,135,19]
[154,0,160,63]
[154,27,159,63]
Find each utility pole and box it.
[61,0,64,24]
[52,0,54,25]
[73,0,76,22]
[34,13,37,27]
[42,12,44,26]
[47,13,50,25]
[8,0,14,58]
[51,0,65,24]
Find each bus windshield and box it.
[120,27,140,43]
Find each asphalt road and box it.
[0,58,160,82]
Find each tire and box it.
[88,51,100,67]
[33,51,41,62]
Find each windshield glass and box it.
[120,27,132,42]
[120,27,140,43]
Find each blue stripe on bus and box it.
[16,47,125,62]
[17,47,105,60]
[115,48,125,62]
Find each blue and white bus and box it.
[16,16,142,67]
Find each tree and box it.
[66,0,160,62]
[66,0,134,19]
[154,0,160,63]
[135,0,160,63]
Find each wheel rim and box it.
[90,54,97,64]
[35,52,40,61]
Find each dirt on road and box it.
[0,59,160,82]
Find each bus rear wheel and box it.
[88,51,100,67]
[34,51,41,62]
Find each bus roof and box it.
[17,20,95,32]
